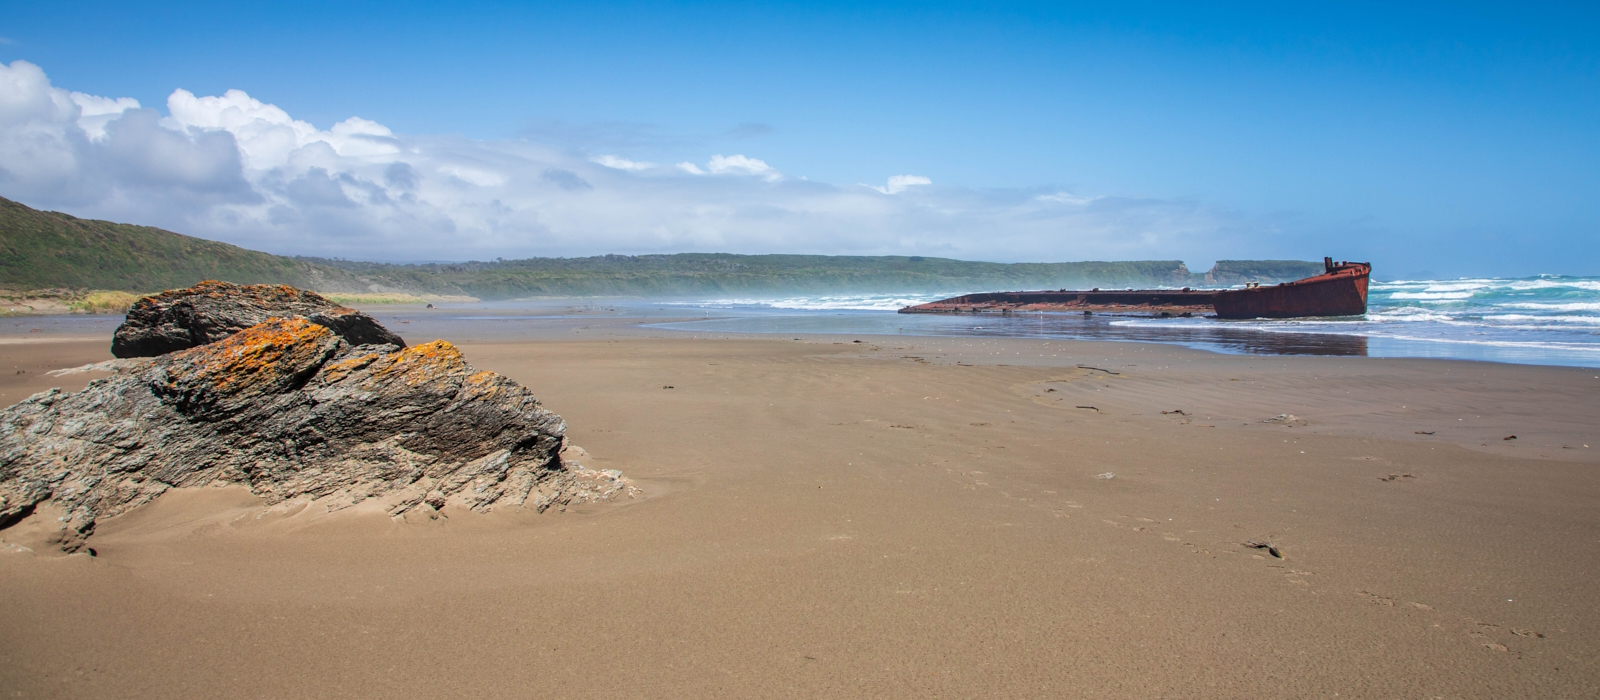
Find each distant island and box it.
[0,196,1322,307]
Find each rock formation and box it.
[2,317,637,552]
[111,280,406,358]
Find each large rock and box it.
[1,318,636,551]
[111,280,406,358]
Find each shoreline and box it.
[10,298,1600,370]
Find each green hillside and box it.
[1,195,1325,300]
[0,196,365,293]
[299,254,1203,298]
[1206,259,1325,284]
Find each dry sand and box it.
[2,322,1598,698]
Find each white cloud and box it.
[0,59,1264,263]
[865,174,932,194]
[1036,191,1099,205]
[0,61,87,195]
[165,88,399,170]
[592,154,652,171]
[706,154,780,181]
[69,92,140,140]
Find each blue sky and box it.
[1,1,1596,276]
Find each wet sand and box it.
[2,319,1599,698]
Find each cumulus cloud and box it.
[70,93,140,140]
[705,153,780,181]
[166,88,399,170]
[865,174,932,194]
[100,109,256,200]
[0,59,1266,263]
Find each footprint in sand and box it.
[945,468,991,490]
[1358,591,1401,606]
[1273,567,1314,585]
[1359,591,1548,654]
[1467,620,1548,655]
[1081,514,1332,594]
[1102,516,1318,586]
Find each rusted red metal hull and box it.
[1211,261,1370,319]
[897,258,1371,319]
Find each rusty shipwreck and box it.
[899,258,1371,320]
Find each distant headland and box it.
[0,196,1320,305]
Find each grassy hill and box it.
[297,254,1210,298]
[1206,259,1325,284]
[1,195,1324,301]
[0,196,366,293]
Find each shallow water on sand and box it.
[648,276,1600,368]
[9,275,1597,368]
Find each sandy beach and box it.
[2,318,1598,698]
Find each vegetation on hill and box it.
[68,290,141,313]
[1206,259,1325,284]
[296,254,1207,298]
[2,195,1326,302]
[0,196,366,293]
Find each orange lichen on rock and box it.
[183,280,340,308]
[2,314,627,551]
[372,340,469,386]
[149,317,342,417]
[463,370,505,396]
[189,318,334,389]
[314,350,384,384]
[113,280,404,358]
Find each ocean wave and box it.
[1366,309,1458,323]
[1501,278,1600,292]
[1375,278,1600,294]
[1365,334,1600,353]
[1385,291,1478,300]
[1483,314,1600,325]
[1499,301,1600,312]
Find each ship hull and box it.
[1210,262,1369,319]
[897,258,1371,319]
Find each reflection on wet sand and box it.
[930,313,1370,357]
[655,311,1371,358]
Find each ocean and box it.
[649,276,1600,368]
